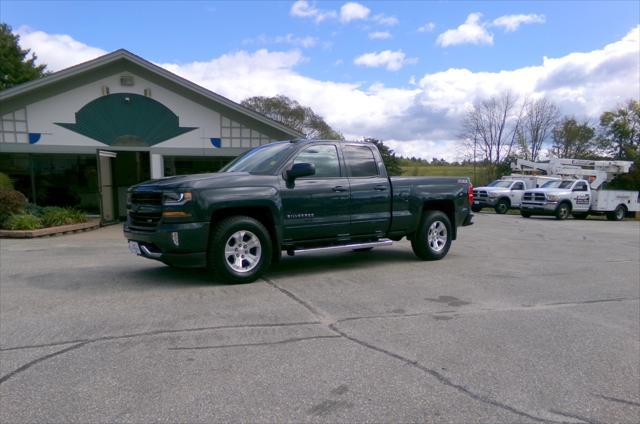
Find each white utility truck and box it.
[514,159,639,220]
[472,175,559,214]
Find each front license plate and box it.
[128,241,141,255]
[474,200,479,204]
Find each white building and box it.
[0,49,301,221]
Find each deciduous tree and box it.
[460,91,522,165]
[241,95,343,140]
[0,23,47,90]
[551,117,595,159]
[517,97,560,161]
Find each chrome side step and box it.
[290,239,393,256]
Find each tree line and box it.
[460,90,639,164]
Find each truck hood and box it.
[130,172,252,191]
[474,186,509,192]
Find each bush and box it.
[0,172,13,190]
[0,189,27,224]
[4,213,43,230]
[24,203,45,217]
[40,207,87,227]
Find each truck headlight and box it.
[546,194,560,202]
[163,191,192,206]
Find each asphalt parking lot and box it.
[1,213,639,423]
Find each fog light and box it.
[171,232,179,246]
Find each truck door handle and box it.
[332,186,348,192]
[374,185,388,191]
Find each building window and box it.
[220,116,272,148]
[1,108,29,143]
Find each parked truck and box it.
[521,178,639,220]
[472,175,559,214]
[124,140,474,283]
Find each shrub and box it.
[4,213,43,230]
[0,189,27,224]
[41,207,87,227]
[0,172,13,190]
[24,203,45,217]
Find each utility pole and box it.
[473,135,477,185]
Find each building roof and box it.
[0,49,304,138]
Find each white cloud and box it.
[436,13,493,47]
[15,26,106,72]
[290,0,336,23]
[368,31,392,40]
[372,13,399,26]
[354,50,417,71]
[244,33,318,48]
[16,26,640,161]
[340,2,370,23]
[417,22,436,33]
[492,14,545,32]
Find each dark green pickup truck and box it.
[124,140,474,283]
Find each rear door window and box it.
[344,145,378,177]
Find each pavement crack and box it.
[262,277,332,324]
[259,277,596,423]
[0,321,320,352]
[548,409,604,424]
[328,323,560,424]
[168,335,342,351]
[0,342,88,385]
[543,297,636,307]
[593,394,640,407]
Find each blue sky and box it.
[3,1,640,159]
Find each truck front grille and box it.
[131,192,162,205]
[129,191,162,231]
[129,210,162,230]
[474,190,488,198]
[523,192,546,202]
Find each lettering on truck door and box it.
[571,181,591,212]
[509,181,525,207]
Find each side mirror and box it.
[286,162,315,180]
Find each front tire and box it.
[521,211,532,218]
[607,205,626,221]
[471,205,482,213]
[555,202,571,220]
[494,199,509,214]
[207,216,272,284]
[411,210,452,261]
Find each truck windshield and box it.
[487,180,512,188]
[221,142,297,174]
[541,180,575,189]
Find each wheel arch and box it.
[421,200,456,240]
[210,206,280,261]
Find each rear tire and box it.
[520,211,532,218]
[607,205,626,221]
[207,216,272,284]
[411,210,452,261]
[555,202,571,220]
[494,199,509,214]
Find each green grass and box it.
[401,165,494,186]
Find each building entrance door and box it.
[97,150,117,223]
